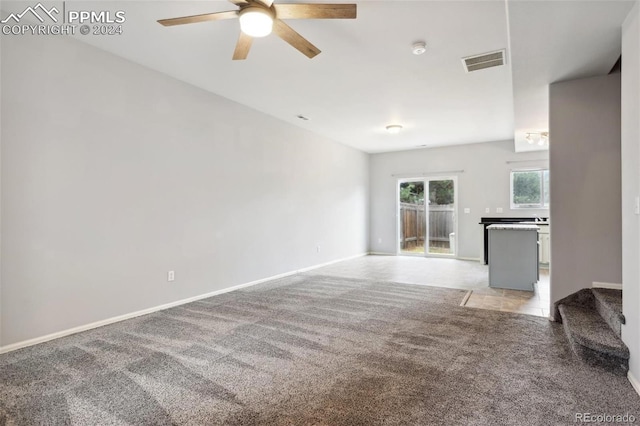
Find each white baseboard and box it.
[368,251,396,256]
[628,371,640,397]
[297,252,367,273]
[456,256,481,262]
[592,281,623,290]
[0,252,368,355]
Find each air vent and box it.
[462,49,506,73]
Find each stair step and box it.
[558,304,628,357]
[592,288,624,338]
[558,304,629,374]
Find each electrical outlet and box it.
[316,246,321,253]
[378,238,382,244]
[485,207,490,213]
[464,208,470,214]
[496,207,503,213]
[635,196,640,215]
[167,271,175,282]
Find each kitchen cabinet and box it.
[538,225,551,265]
[488,224,539,291]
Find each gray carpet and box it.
[555,288,629,375]
[1,274,638,425]
[593,288,625,337]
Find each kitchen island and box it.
[488,224,539,291]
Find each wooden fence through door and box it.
[400,203,454,251]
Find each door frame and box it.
[396,176,459,258]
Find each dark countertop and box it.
[479,217,549,225]
[488,224,540,231]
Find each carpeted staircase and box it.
[555,288,628,375]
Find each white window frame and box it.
[510,169,549,209]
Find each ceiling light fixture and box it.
[239,7,274,38]
[525,131,549,146]
[412,42,427,55]
[386,124,403,134]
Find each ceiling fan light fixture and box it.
[159,3,357,60]
[239,7,274,38]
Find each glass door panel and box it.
[427,179,455,256]
[399,181,425,255]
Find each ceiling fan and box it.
[158,0,357,60]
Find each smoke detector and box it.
[412,42,427,55]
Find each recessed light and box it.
[386,124,403,134]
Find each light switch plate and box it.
[635,196,640,215]
[496,207,503,213]
[485,208,490,213]
[464,208,470,214]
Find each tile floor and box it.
[463,269,551,318]
[310,255,489,290]
[312,255,551,318]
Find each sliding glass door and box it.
[426,179,456,255]
[398,177,457,256]
[398,180,426,255]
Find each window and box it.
[511,169,549,209]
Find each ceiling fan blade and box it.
[232,31,253,60]
[158,10,238,26]
[272,19,321,59]
[274,4,357,20]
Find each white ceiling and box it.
[1,1,634,153]
[508,0,633,152]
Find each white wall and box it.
[0,30,3,348]
[0,34,369,347]
[369,141,549,259]
[621,1,640,388]
[549,74,622,305]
